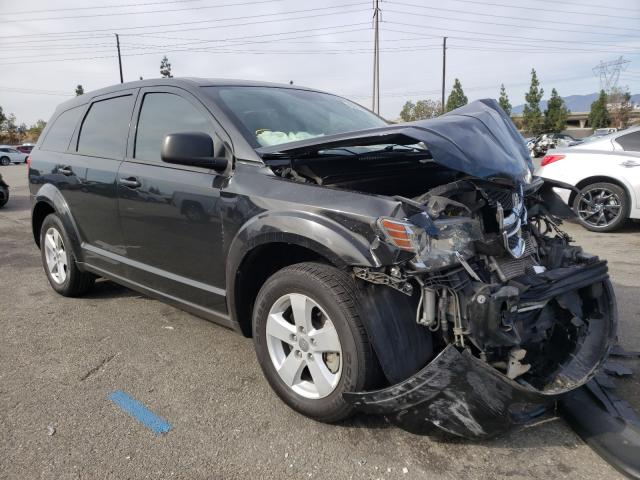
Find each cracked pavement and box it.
[1,164,638,479]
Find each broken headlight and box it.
[377,217,429,255]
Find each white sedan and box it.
[0,145,28,165]
[535,126,640,232]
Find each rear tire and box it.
[253,262,378,423]
[40,213,95,296]
[573,182,628,232]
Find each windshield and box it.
[204,86,387,148]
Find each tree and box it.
[75,84,84,96]
[0,106,6,129]
[4,113,18,143]
[26,120,46,142]
[608,87,632,129]
[544,88,569,133]
[445,78,468,112]
[498,84,512,116]
[399,99,442,122]
[522,68,545,135]
[588,89,610,129]
[160,55,173,78]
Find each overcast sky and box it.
[1,0,640,126]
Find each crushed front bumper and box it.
[344,345,555,438]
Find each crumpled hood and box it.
[257,99,533,185]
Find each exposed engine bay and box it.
[258,100,617,438]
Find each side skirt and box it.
[82,263,241,333]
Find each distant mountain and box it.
[512,92,640,114]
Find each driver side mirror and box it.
[161,132,228,172]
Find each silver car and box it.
[0,145,28,165]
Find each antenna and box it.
[592,56,630,92]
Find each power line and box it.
[389,1,640,32]
[343,74,591,99]
[0,0,201,15]
[1,21,372,47]
[384,20,640,46]
[4,0,286,24]
[0,3,368,39]
[0,24,377,57]
[445,0,640,22]
[0,44,444,66]
[528,0,639,9]
[0,87,74,96]
[384,7,640,39]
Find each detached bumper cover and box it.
[344,345,551,438]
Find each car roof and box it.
[51,77,325,112]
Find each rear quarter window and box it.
[77,95,134,159]
[40,106,84,153]
[616,131,640,152]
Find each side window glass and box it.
[135,92,211,162]
[77,95,133,159]
[616,132,640,152]
[40,106,83,152]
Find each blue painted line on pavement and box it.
[108,390,172,435]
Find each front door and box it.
[117,87,229,314]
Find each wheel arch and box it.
[31,184,83,262]
[230,240,338,337]
[225,210,385,337]
[569,175,634,211]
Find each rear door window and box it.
[134,92,211,162]
[616,132,640,152]
[40,106,83,152]
[77,95,134,159]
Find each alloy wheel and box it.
[44,227,68,284]
[265,293,342,399]
[576,187,622,229]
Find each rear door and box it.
[68,90,137,274]
[117,86,230,314]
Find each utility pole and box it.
[372,0,380,114]
[441,36,447,114]
[115,33,123,84]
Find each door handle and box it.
[119,176,141,188]
[621,160,640,168]
[59,166,73,176]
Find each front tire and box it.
[573,182,628,232]
[253,262,378,423]
[0,185,8,208]
[40,213,95,296]
[0,157,9,166]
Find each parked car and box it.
[527,133,577,157]
[15,143,35,154]
[29,79,616,438]
[0,145,28,165]
[0,173,8,208]
[536,126,640,231]
[575,128,620,146]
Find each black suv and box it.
[29,79,616,438]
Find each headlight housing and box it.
[377,217,429,255]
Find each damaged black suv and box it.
[29,79,616,438]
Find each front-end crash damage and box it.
[258,99,617,438]
[345,176,616,438]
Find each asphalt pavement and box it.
[1,163,638,480]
